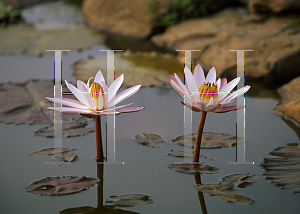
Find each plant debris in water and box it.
[166,149,216,160]
[29,147,74,156]
[135,133,163,148]
[262,143,300,193]
[106,194,154,207]
[172,132,240,148]
[73,52,184,87]
[26,176,98,195]
[34,117,94,138]
[168,163,219,174]
[0,80,80,125]
[194,174,256,204]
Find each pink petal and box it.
[212,105,245,113]
[46,97,89,109]
[65,80,87,106]
[117,106,145,113]
[94,70,105,83]
[180,101,202,112]
[219,78,227,90]
[81,85,96,111]
[205,67,216,83]
[107,74,124,104]
[184,67,194,94]
[194,64,205,89]
[170,76,185,98]
[108,85,141,107]
[47,107,93,114]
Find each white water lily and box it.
[170,64,250,113]
[47,70,144,116]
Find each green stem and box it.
[95,116,104,160]
[193,111,207,163]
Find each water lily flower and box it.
[170,64,250,113]
[170,64,250,163]
[47,70,144,160]
[47,70,144,116]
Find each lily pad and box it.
[34,117,94,138]
[262,144,300,193]
[166,150,216,161]
[107,194,154,207]
[168,163,220,174]
[194,174,256,204]
[172,132,240,148]
[0,79,80,125]
[135,133,163,148]
[29,147,74,156]
[54,150,78,166]
[26,176,98,195]
[73,52,184,87]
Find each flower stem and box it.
[95,116,104,160]
[193,111,207,163]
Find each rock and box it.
[2,0,54,9]
[273,76,300,127]
[249,0,300,15]
[152,8,300,84]
[81,0,169,39]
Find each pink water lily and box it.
[47,70,144,116]
[170,64,251,163]
[170,64,250,113]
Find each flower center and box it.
[90,82,106,110]
[198,82,218,103]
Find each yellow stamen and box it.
[198,82,218,104]
[90,82,106,110]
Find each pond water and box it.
[0,47,300,214]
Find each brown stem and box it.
[96,159,104,209]
[95,116,104,160]
[195,173,208,214]
[193,111,207,163]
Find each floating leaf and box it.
[0,80,80,125]
[135,133,163,148]
[27,176,98,195]
[34,117,94,138]
[194,174,256,204]
[54,150,78,166]
[29,147,74,156]
[60,206,139,214]
[166,150,216,161]
[172,132,240,148]
[73,52,184,87]
[262,144,300,193]
[168,163,219,174]
[107,194,154,207]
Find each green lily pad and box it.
[194,174,256,204]
[172,132,240,148]
[26,176,98,195]
[168,163,220,174]
[72,52,184,87]
[0,79,80,125]
[262,143,300,193]
[166,150,216,160]
[34,117,94,138]
[107,194,154,207]
[54,150,78,166]
[135,133,163,148]
[29,147,74,156]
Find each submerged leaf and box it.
[166,150,216,161]
[54,150,78,166]
[34,117,94,138]
[262,144,300,193]
[194,174,256,204]
[107,194,154,207]
[27,176,98,195]
[168,163,219,174]
[135,133,163,148]
[0,80,80,125]
[73,52,184,87]
[29,147,74,156]
[172,132,240,148]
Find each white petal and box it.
[77,80,87,91]
[174,73,192,104]
[65,80,87,106]
[205,67,216,83]
[218,77,240,103]
[94,70,105,83]
[170,78,185,98]
[81,85,96,111]
[108,85,141,107]
[107,74,124,104]
[184,67,194,94]
[46,97,89,109]
[194,64,205,89]
[47,107,93,114]
[216,78,221,92]
[105,103,133,112]
[221,86,250,103]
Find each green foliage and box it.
[0,0,12,18]
[148,0,211,27]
